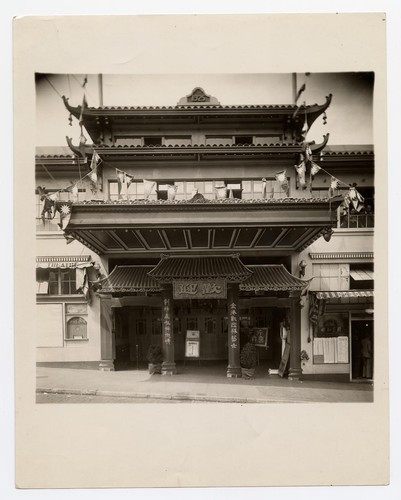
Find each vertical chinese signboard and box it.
[227,286,241,377]
[229,301,239,350]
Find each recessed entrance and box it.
[114,301,287,371]
[351,319,374,381]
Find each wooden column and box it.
[227,284,242,378]
[161,287,177,375]
[288,293,302,380]
[99,297,115,371]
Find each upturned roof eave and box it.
[62,95,333,120]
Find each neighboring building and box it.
[36,79,374,381]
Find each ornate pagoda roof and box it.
[239,265,310,292]
[97,261,309,295]
[62,92,332,144]
[148,254,252,282]
[98,265,162,294]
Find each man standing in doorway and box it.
[361,333,373,379]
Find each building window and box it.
[36,268,77,295]
[234,136,253,145]
[114,136,142,146]
[339,187,374,228]
[143,136,163,146]
[242,179,288,199]
[226,181,242,199]
[310,264,349,291]
[205,136,233,146]
[109,180,145,201]
[66,317,88,340]
[349,263,374,290]
[164,136,192,146]
[313,312,349,364]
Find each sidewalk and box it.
[36,363,373,403]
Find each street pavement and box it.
[36,364,373,403]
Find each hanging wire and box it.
[67,75,72,99]
[39,162,56,182]
[44,76,63,99]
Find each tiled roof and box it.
[99,266,162,293]
[98,262,311,293]
[85,104,298,111]
[239,265,310,291]
[73,197,337,207]
[321,145,373,156]
[95,142,301,149]
[148,255,252,282]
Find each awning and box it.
[148,254,252,282]
[240,265,310,292]
[349,269,374,281]
[314,290,374,300]
[99,266,162,294]
[36,255,93,269]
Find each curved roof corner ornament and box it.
[62,95,82,120]
[66,136,88,160]
[310,133,330,154]
[306,94,333,130]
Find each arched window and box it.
[66,317,87,340]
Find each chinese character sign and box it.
[229,302,239,350]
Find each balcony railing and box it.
[339,212,374,229]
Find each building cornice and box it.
[309,252,374,261]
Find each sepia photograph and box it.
[12,12,390,490]
[35,72,375,404]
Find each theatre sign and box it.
[173,279,227,299]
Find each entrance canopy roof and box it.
[99,265,162,294]
[65,196,343,256]
[240,265,310,292]
[98,260,310,296]
[148,254,252,282]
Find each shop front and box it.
[98,256,309,378]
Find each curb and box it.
[36,387,292,403]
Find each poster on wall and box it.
[185,330,200,357]
[250,327,268,347]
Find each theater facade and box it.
[36,82,374,381]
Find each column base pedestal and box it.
[288,368,302,381]
[227,366,242,378]
[99,360,115,371]
[162,362,177,376]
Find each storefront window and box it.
[313,312,349,364]
[37,268,77,295]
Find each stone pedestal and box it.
[288,294,302,380]
[161,287,177,375]
[227,285,242,378]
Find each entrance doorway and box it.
[351,319,374,380]
[113,302,288,371]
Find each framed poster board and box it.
[185,340,200,358]
[185,330,200,357]
[250,327,268,347]
[278,343,290,378]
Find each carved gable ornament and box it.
[177,87,221,106]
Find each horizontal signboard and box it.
[173,279,227,300]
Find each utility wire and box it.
[44,76,63,99]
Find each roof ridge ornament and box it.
[177,87,221,106]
